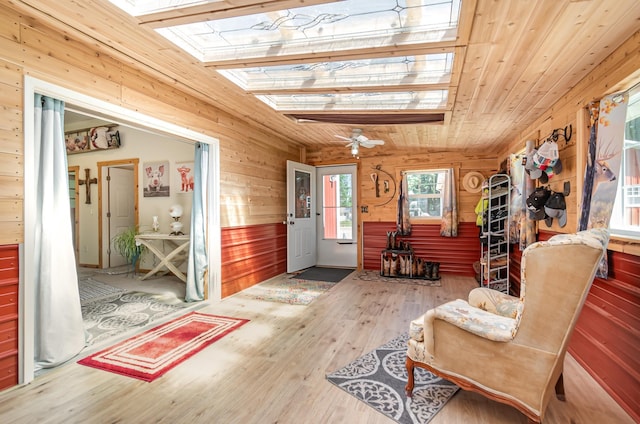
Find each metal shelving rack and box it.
[480,174,510,294]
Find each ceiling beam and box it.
[204,43,457,69]
[248,83,450,95]
[138,0,342,29]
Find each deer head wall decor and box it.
[592,139,620,195]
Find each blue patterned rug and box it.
[326,333,458,424]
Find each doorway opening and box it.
[22,76,221,385]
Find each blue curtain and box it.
[185,142,209,302]
[33,94,85,369]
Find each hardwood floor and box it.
[0,273,633,424]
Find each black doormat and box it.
[292,266,355,283]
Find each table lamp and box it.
[169,204,184,235]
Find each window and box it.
[322,173,354,240]
[405,169,448,218]
[610,84,640,238]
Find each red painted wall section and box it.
[362,221,481,276]
[221,223,287,298]
[0,245,18,391]
[510,231,640,422]
[570,249,640,423]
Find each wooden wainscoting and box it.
[362,222,480,276]
[221,223,287,298]
[0,244,18,391]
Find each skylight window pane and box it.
[154,0,461,62]
[219,53,454,91]
[109,0,213,16]
[258,90,449,111]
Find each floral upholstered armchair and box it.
[405,228,609,423]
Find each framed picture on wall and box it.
[143,160,170,197]
[65,131,90,154]
[89,126,121,151]
[174,161,194,194]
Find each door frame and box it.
[286,160,317,272]
[68,166,80,262]
[22,76,221,385]
[98,159,139,269]
[315,164,358,268]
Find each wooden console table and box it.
[135,233,190,283]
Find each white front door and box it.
[286,160,316,272]
[104,166,135,268]
[316,165,357,267]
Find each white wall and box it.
[66,117,194,267]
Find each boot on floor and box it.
[424,262,433,280]
[430,262,440,280]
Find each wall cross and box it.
[78,168,97,204]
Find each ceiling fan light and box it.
[351,144,359,156]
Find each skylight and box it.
[109,0,461,117]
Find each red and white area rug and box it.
[78,311,248,382]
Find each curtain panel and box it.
[185,142,209,302]
[33,94,85,369]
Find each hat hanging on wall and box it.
[463,171,485,193]
[544,192,567,228]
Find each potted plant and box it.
[112,226,146,269]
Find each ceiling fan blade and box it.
[335,135,352,142]
[362,139,385,146]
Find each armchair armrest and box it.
[435,299,517,342]
[468,287,520,319]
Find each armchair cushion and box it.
[435,299,517,342]
[468,287,520,318]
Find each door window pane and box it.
[295,170,311,218]
[322,173,353,239]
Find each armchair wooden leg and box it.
[405,356,415,397]
[555,373,566,401]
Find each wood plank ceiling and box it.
[15,0,640,154]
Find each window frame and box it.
[403,168,450,220]
[610,84,640,240]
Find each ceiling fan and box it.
[335,129,385,156]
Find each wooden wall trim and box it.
[221,223,287,298]
[363,222,480,276]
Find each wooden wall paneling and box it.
[0,177,21,199]
[0,128,21,155]
[335,151,500,227]
[220,223,287,298]
[0,153,22,178]
[0,57,22,246]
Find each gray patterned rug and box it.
[326,333,458,424]
[79,277,128,304]
[81,291,189,347]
